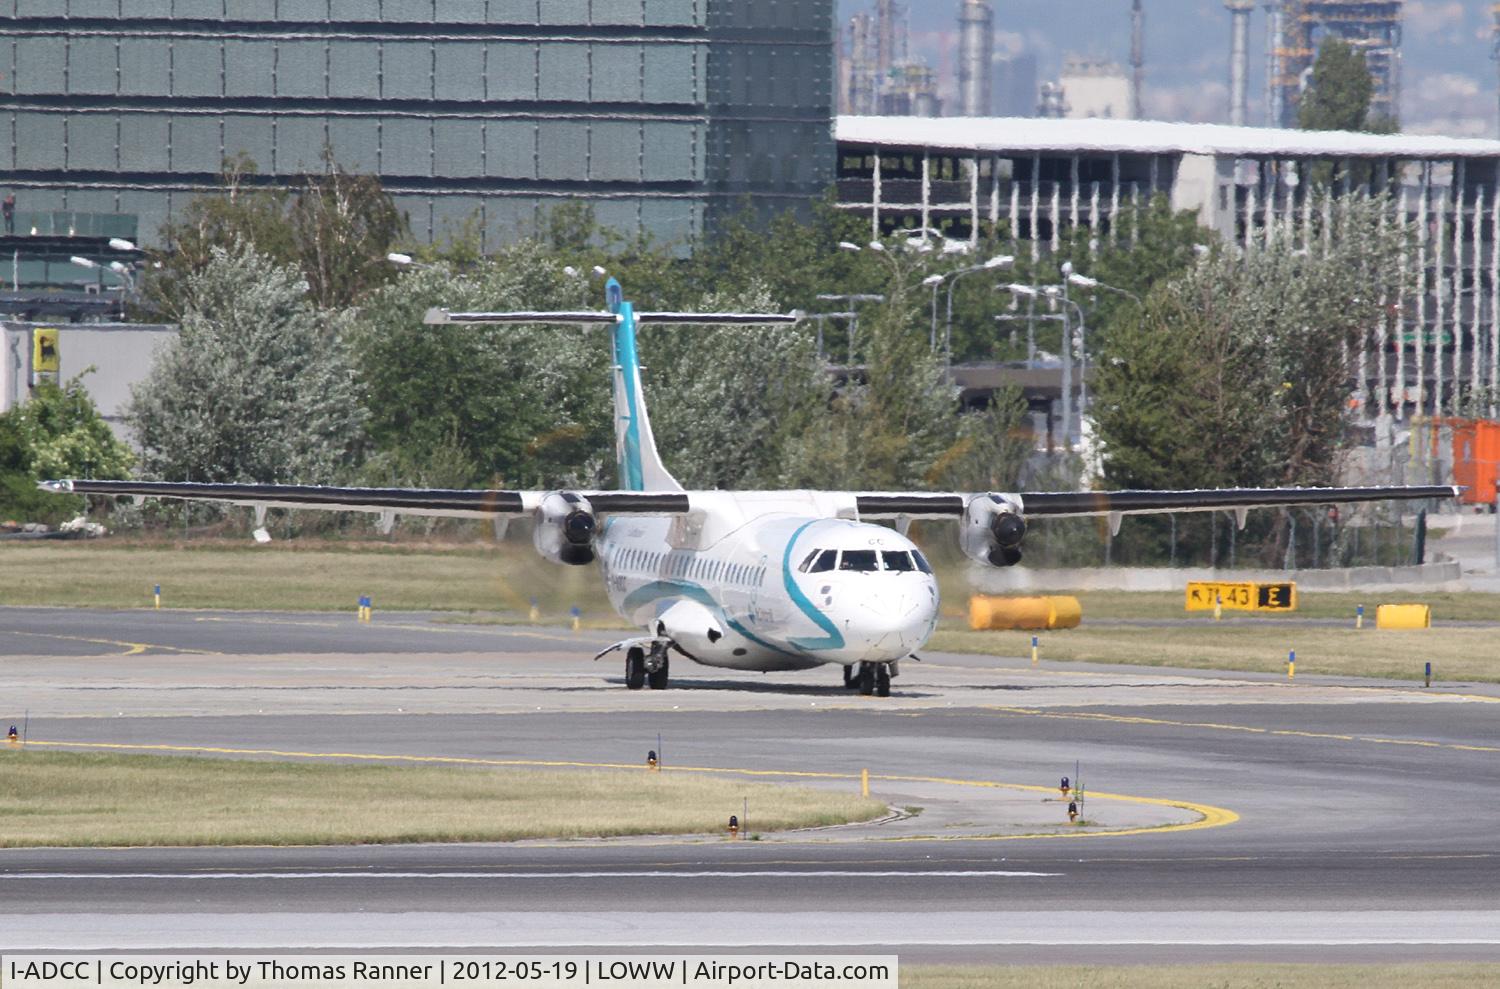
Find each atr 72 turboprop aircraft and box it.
[43,279,1457,696]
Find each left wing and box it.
[854,485,1461,520]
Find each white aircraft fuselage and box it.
[597,493,940,673]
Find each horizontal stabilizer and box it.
[424,309,801,327]
[424,309,618,325]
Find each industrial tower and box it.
[1130,0,1145,120]
[1492,5,1500,136]
[1268,1,1402,129]
[1226,1,1255,126]
[841,0,942,117]
[958,0,994,117]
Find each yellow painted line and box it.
[193,615,582,644]
[0,630,220,656]
[20,739,1237,844]
[982,706,1500,755]
[930,658,1500,703]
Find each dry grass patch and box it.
[930,625,1500,682]
[937,590,1500,623]
[903,963,1498,989]
[0,750,885,848]
[0,541,608,617]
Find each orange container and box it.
[1448,418,1500,506]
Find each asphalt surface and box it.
[1,607,1498,963]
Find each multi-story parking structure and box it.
[836,115,1500,422]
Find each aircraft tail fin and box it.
[425,283,798,493]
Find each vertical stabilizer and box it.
[607,279,683,493]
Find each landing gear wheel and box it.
[625,648,645,690]
[875,664,892,698]
[856,662,875,696]
[647,654,670,690]
[842,665,856,689]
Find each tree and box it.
[146,152,406,319]
[643,283,830,489]
[1092,193,1407,564]
[347,246,614,490]
[0,375,133,523]
[129,244,366,486]
[1298,37,1376,133]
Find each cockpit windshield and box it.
[881,550,915,572]
[800,549,838,573]
[800,547,934,574]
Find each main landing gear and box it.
[843,661,892,698]
[626,645,670,690]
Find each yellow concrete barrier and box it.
[968,595,1082,631]
[1375,604,1432,629]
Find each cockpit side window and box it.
[839,549,879,572]
[882,550,915,572]
[911,550,934,574]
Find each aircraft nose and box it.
[856,586,937,658]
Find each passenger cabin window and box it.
[839,550,880,572]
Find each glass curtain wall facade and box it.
[0,0,834,250]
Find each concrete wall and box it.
[1,320,177,441]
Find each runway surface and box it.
[1,606,1497,962]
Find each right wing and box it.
[38,480,690,520]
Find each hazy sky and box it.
[837,1,1496,136]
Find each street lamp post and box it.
[942,255,1013,368]
[815,292,885,364]
[922,274,944,350]
[1004,283,1070,444]
[1065,266,1143,305]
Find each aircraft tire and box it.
[856,662,875,696]
[842,665,856,689]
[625,648,646,690]
[875,664,891,698]
[647,655,669,690]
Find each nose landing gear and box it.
[625,643,671,690]
[846,661,892,697]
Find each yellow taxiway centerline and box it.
[18,739,1236,844]
[980,706,1500,754]
[0,630,222,656]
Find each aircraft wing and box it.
[43,479,1459,523]
[37,480,690,520]
[855,485,1461,520]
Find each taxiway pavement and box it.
[1,607,1497,962]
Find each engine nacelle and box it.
[960,493,1028,568]
[533,492,597,566]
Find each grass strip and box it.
[0,541,607,618]
[0,750,885,848]
[903,963,1498,989]
[962,589,1500,623]
[930,625,1500,683]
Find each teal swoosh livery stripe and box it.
[615,300,645,492]
[620,579,801,659]
[783,521,846,651]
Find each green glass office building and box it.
[0,0,834,250]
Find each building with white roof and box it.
[835,115,1500,422]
